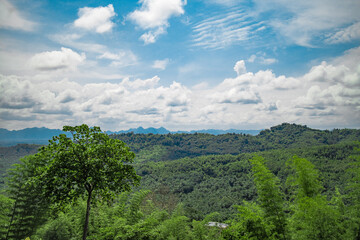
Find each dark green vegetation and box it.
[1,125,139,240]
[0,123,360,239]
[112,123,360,162]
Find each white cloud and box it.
[121,76,160,89]
[128,0,185,29]
[128,0,186,44]
[234,60,246,75]
[98,50,138,67]
[153,59,170,70]
[293,49,360,120]
[74,4,116,33]
[0,0,36,31]
[248,55,256,63]
[49,33,108,54]
[29,47,86,71]
[254,0,360,46]
[191,9,265,49]
[261,57,277,65]
[207,0,242,6]
[139,27,166,44]
[213,86,262,104]
[247,52,277,65]
[326,22,360,44]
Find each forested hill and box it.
[111,123,360,162]
[1,123,359,173]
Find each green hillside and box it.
[1,123,360,239]
[112,123,360,162]
[135,142,360,220]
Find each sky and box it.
[0,0,359,131]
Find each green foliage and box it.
[35,125,140,205]
[192,212,224,240]
[134,142,360,220]
[112,123,360,162]
[286,156,323,199]
[0,193,14,239]
[5,154,50,240]
[223,201,269,240]
[249,156,287,239]
[289,195,343,240]
[287,156,344,240]
[346,145,360,239]
[32,190,225,240]
[31,124,140,240]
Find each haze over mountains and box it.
[0,127,261,146]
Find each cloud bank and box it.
[1,46,359,130]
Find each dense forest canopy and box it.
[0,123,360,239]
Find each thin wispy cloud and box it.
[326,22,360,44]
[97,51,138,67]
[254,0,360,47]
[191,9,265,49]
[248,53,277,65]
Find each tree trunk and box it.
[82,189,92,240]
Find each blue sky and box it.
[0,0,360,131]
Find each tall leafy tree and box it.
[33,124,140,240]
[287,156,343,240]
[5,154,49,240]
[286,156,323,199]
[249,156,287,239]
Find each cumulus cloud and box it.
[153,59,170,70]
[214,87,262,104]
[234,60,246,75]
[0,75,36,109]
[296,58,360,111]
[0,0,36,31]
[74,4,116,33]
[139,27,166,44]
[128,0,186,44]
[29,47,86,71]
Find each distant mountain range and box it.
[0,127,261,146]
